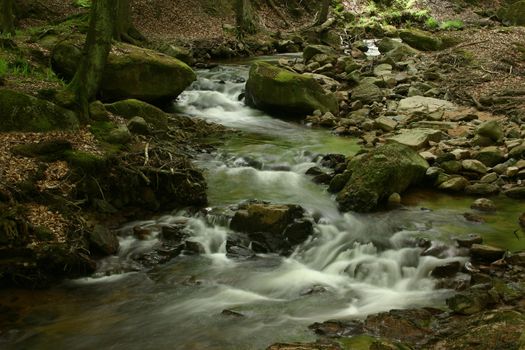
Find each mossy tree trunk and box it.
[0,0,15,36]
[315,0,330,25]
[63,0,114,121]
[112,0,145,44]
[235,0,257,38]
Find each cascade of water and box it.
[1,63,466,350]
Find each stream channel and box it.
[1,57,524,350]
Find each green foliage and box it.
[425,17,439,30]
[73,0,91,8]
[0,58,7,77]
[440,19,464,30]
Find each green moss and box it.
[245,61,338,117]
[0,58,7,77]
[104,99,168,129]
[89,121,117,140]
[65,150,107,173]
[0,89,78,132]
[399,28,443,51]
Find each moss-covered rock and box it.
[52,40,196,104]
[336,143,429,212]
[399,29,443,51]
[0,89,78,132]
[245,61,339,117]
[303,44,337,63]
[11,139,73,161]
[65,150,107,173]
[105,99,168,130]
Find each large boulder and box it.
[52,40,196,104]
[336,142,429,212]
[245,61,339,117]
[399,29,443,51]
[0,89,78,132]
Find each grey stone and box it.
[438,176,469,192]
[462,159,488,174]
[387,128,442,150]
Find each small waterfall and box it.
[3,62,467,350]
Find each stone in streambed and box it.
[387,128,442,150]
[245,62,338,117]
[476,120,504,143]
[471,198,496,212]
[350,83,383,104]
[88,225,119,256]
[462,160,488,174]
[470,244,505,263]
[473,146,506,167]
[438,176,469,192]
[336,142,429,212]
[504,187,525,199]
[230,201,314,248]
[456,234,483,248]
[465,183,499,196]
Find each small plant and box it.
[10,58,32,76]
[440,20,464,30]
[425,17,439,30]
[0,58,8,77]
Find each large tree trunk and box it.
[235,0,256,37]
[315,0,330,26]
[0,0,15,36]
[113,0,145,44]
[63,0,114,121]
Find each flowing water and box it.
[1,61,523,350]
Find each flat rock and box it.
[398,96,456,116]
[374,116,398,131]
[387,128,442,150]
[470,244,505,262]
